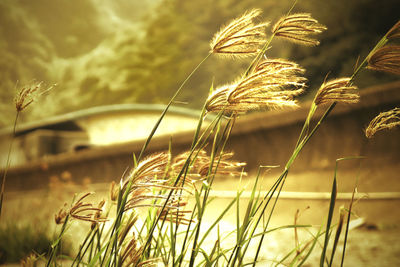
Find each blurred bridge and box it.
[1,81,400,224]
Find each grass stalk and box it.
[340,164,362,266]
[46,214,70,267]
[0,110,19,219]
[320,173,337,267]
[35,6,399,267]
[71,228,96,266]
[140,108,225,265]
[137,53,211,163]
[188,116,235,266]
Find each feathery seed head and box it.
[227,58,306,110]
[120,233,159,267]
[119,152,188,211]
[157,200,193,225]
[254,58,306,74]
[91,199,106,229]
[110,181,119,202]
[365,107,400,138]
[272,13,327,46]
[54,193,107,224]
[55,206,68,225]
[171,150,247,185]
[205,84,258,113]
[367,46,400,75]
[386,20,400,40]
[120,234,159,267]
[69,193,107,223]
[314,78,359,105]
[21,253,38,267]
[206,58,306,113]
[210,9,269,57]
[120,235,140,265]
[121,152,170,191]
[14,81,53,112]
[197,151,247,177]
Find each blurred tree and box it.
[0,0,398,127]
[119,0,399,107]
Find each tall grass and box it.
[2,3,399,267]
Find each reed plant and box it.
[3,2,400,266]
[0,81,53,219]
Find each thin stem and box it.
[137,53,211,163]
[244,0,298,78]
[0,111,19,219]
[72,228,96,267]
[244,34,275,76]
[188,116,235,267]
[255,176,287,266]
[341,169,360,266]
[46,215,70,267]
[139,109,224,265]
[247,21,390,266]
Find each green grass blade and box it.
[320,174,337,267]
[198,191,241,248]
[88,241,110,267]
[295,224,325,267]
[329,207,345,266]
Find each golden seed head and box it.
[119,152,189,211]
[110,181,119,202]
[205,84,257,114]
[157,200,193,225]
[272,13,327,46]
[367,46,400,75]
[210,9,269,57]
[91,199,106,229]
[171,150,247,185]
[314,77,359,105]
[118,213,138,245]
[197,151,247,177]
[227,58,306,111]
[120,233,160,267]
[120,234,141,266]
[121,152,171,191]
[54,206,68,225]
[365,107,400,138]
[386,20,400,40]
[14,81,53,112]
[123,183,183,211]
[206,58,306,113]
[69,193,107,223]
[21,253,38,267]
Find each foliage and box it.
[0,1,399,266]
[0,222,68,264]
[37,2,399,266]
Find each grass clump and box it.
[1,1,399,266]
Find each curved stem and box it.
[137,53,212,163]
[244,34,275,77]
